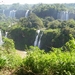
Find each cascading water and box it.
[3,10,5,14]
[25,10,29,17]
[34,30,43,48]
[9,11,12,17]
[65,11,69,21]
[38,32,43,48]
[5,32,8,37]
[57,11,69,21]
[34,30,40,46]
[0,30,3,45]
[9,10,16,18]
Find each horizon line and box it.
[0,2,75,5]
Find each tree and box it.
[62,34,75,51]
[3,37,15,53]
[47,20,61,29]
[19,13,44,29]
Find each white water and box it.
[0,30,3,45]
[9,10,16,18]
[57,11,69,21]
[9,11,12,17]
[34,30,43,48]
[25,10,29,17]
[5,32,8,37]
[38,32,43,48]
[65,11,69,21]
[3,10,5,14]
[34,30,40,46]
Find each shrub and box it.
[16,45,75,75]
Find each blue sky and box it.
[0,0,75,4]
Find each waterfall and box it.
[38,32,43,48]
[34,30,40,46]
[9,10,16,18]
[34,30,43,48]
[0,30,3,45]
[25,10,29,17]
[65,11,69,21]
[3,10,5,14]
[5,32,8,37]
[57,11,69,21]
[9,11,12,17]
[61,11,65,21]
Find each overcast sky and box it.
[0,0,75,4]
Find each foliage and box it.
[0,46,22,69]
[8,27,36,50]
[33,4,67,19]
[0,54,6,69]
[0,38,22,69]
[41,29,61,51]
[61,35,75,51]
[1,3,75,75]
[3,37,15,53]
[5,53,22,68]
[0,36,75,75]
[19,13,44,29]
[8,18,75,51]
[47,20,61,29]
[16,44,75,75]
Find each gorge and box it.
[0,4,75,51]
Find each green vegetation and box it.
[18,46,75,75]
[1,3,75,75]
[8,18,75,51]
[33,4,67,19]
[0,37,75,75]
[0,38,22,69]
[9,27,36,50]
[19,13,44,29]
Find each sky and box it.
[0,0,75,4]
